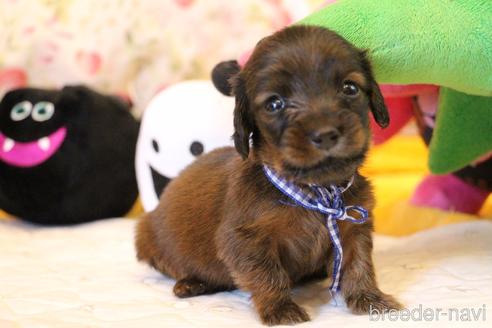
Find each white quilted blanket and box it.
[1,219,491,328]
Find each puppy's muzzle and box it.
[309,126,341,151]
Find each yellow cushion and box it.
[362,135,492,236]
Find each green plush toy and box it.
[299,0,492,174]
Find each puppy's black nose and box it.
[310,127,340,150]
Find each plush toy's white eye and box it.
[32,102,55,122]
[10,101,33,121]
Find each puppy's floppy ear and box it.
[211,60,240,96]
[231,73,254,159]
[359,51,390,128]
[368,80,389,128]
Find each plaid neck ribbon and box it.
[262,165,369,294]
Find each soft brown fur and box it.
[135,25,402,325]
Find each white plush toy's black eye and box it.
[152,139,159,153]
[32,102,55,122]
[10,101,33,121]
[190,141,204,156]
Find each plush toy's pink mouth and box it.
[0,127,67,167]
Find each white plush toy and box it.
[136,80,234,212]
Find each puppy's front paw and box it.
[173,278,207,298]
[346,291,402,315]
[260,299,310,326]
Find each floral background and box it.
[0,0,324,114]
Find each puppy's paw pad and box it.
[173,278,207,298]
[347,291,402,314]
[260,300,310,326]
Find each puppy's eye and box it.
[265,96,285,113]
[342,81,359,96]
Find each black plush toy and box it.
[0,86,139,225]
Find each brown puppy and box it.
[136,25,402,325]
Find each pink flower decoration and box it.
[175,0,194,8]
[0,68,28,91]
[322,0,338,6]
[238,50,253,67]
[154,83,170,95]
[76,50,102,75]
[22,26,36,35]
[115,92,133,107]
[265,0,292,29]
[39,55,54,64]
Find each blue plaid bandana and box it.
[262,165,369,294]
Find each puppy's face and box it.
[232,26,388,185]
